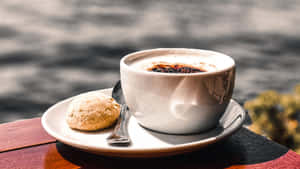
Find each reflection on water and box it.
[1,0,300,123]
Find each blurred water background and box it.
[1,0,300,123]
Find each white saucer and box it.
[42,88,246,158]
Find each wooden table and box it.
[1,118,300,169]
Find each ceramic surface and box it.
[42,88,245,158]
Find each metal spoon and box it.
[107,81,131,146]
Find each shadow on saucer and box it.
[141,124,224,145]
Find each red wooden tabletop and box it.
[0,118,300,169]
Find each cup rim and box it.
[120,48,235,77]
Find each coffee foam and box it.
[128,53,231,72]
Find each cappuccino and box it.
[126,51,233,74]
[147,62,207,73]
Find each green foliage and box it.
[244,84,300,153]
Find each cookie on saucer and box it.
[66,92,120,131]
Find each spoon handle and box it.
[107,104,131,145]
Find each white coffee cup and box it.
[120,48,235,134]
